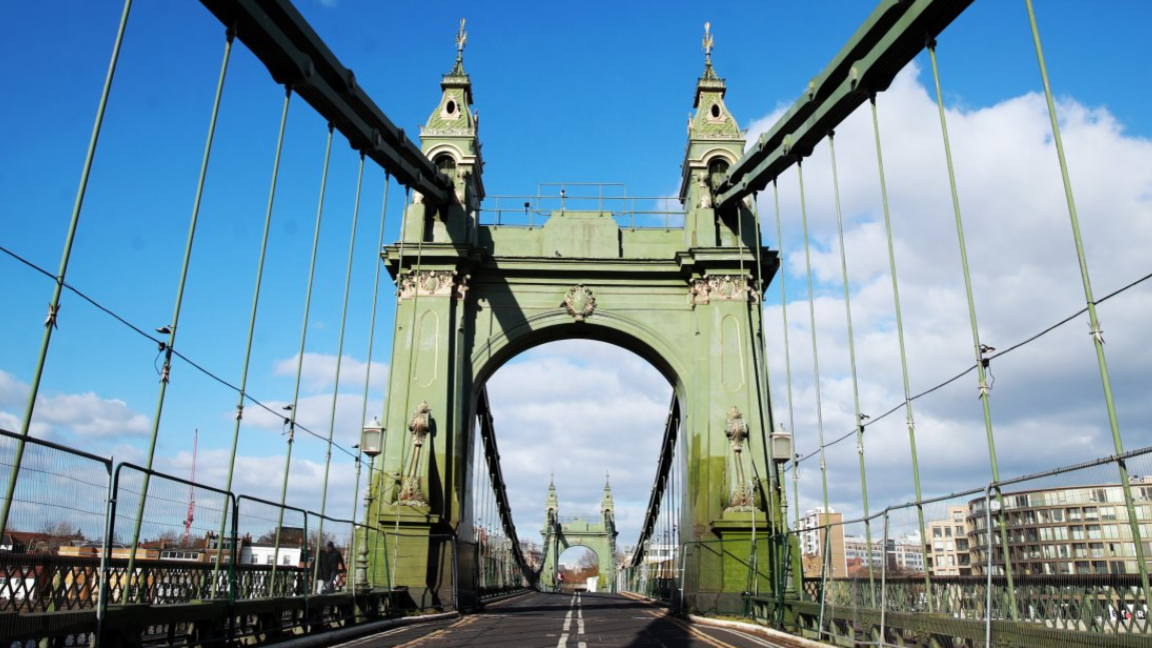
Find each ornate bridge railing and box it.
[742,445,1152,648]
[0,427,444,647]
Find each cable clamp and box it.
[1089,323,1105,345]
[977,381,989,399]
[819,460,826,472]
[44,302,60,329]
[160,365,171,384]
[235,404,244,421]
[857,443,864,456]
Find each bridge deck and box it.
[342,591,795,648]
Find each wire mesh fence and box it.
[0,429,112,646]
[106,462,237,606]
[234,495,309,600]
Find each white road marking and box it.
[575,592,586,648]
[707,625,791,647]
[556,633,569,648]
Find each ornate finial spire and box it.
[605,471,611,489]
[455,18,468,59]
[700,21,720,82]
[703,22,714,63]
[446,18,469,79]
[549,471,555,489]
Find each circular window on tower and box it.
[709,102,723,121]
[442,98,460,120]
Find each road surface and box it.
[337,591,793,648]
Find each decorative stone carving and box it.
[412,191,424,205]
[561,284,596,322]
[399,400,431,506]
[696,172,712,209]
[687,275,757,307]
[724,405,758,512]
[399,270,457,300]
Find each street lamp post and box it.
[357,418,384,594]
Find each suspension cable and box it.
[828,131,876,606]
[0,0,136,543]
[771,179,801,534]
[796,160,832,553]
[314,152,367,587]
[126,30,233,592]
[350,173,392,595]
[1023,0,1150,600]
[273,122,335,584]
[927,39,1017,618]
[869,94,932,609]
[212,85,292,591]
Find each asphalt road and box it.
[337,591,791,648]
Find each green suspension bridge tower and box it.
[363,21,789,611]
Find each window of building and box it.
[933,528,942,538]
[282,555,292,565]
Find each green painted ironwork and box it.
[772,179,801,538]
[350,175,392,595]
[314,153,367,588]
[213,86,292,590]
[869,95,933,612]
[927,40,1018,620]
[1023,0,1151,604]
[827,132,876,607]
[0,0,135,543]
[796,160,832,554]
[126,30,233,590]
[273,123,335,584]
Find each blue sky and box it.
[2,1,1151,545]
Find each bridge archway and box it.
[364,26,784,612]
[556,545,602,592]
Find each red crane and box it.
[182,429,198,545]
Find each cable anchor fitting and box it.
[235,404,244,421]
[977,381,989,399]
[1089,323,1105,345]
[44,302,60,329]
[160,364,170,384]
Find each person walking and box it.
[317,541,346,594]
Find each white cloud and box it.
[755,62,1152,523]
[486,340,673,542]
[0,369,149,439]
[273,352,387,394]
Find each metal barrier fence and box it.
[0,428,460,647]
[478,189,684,230]
[745,445,1152,647]
[0,428,113,646]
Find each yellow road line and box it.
[393,615,475,648]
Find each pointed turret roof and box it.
[694,21,726,108]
